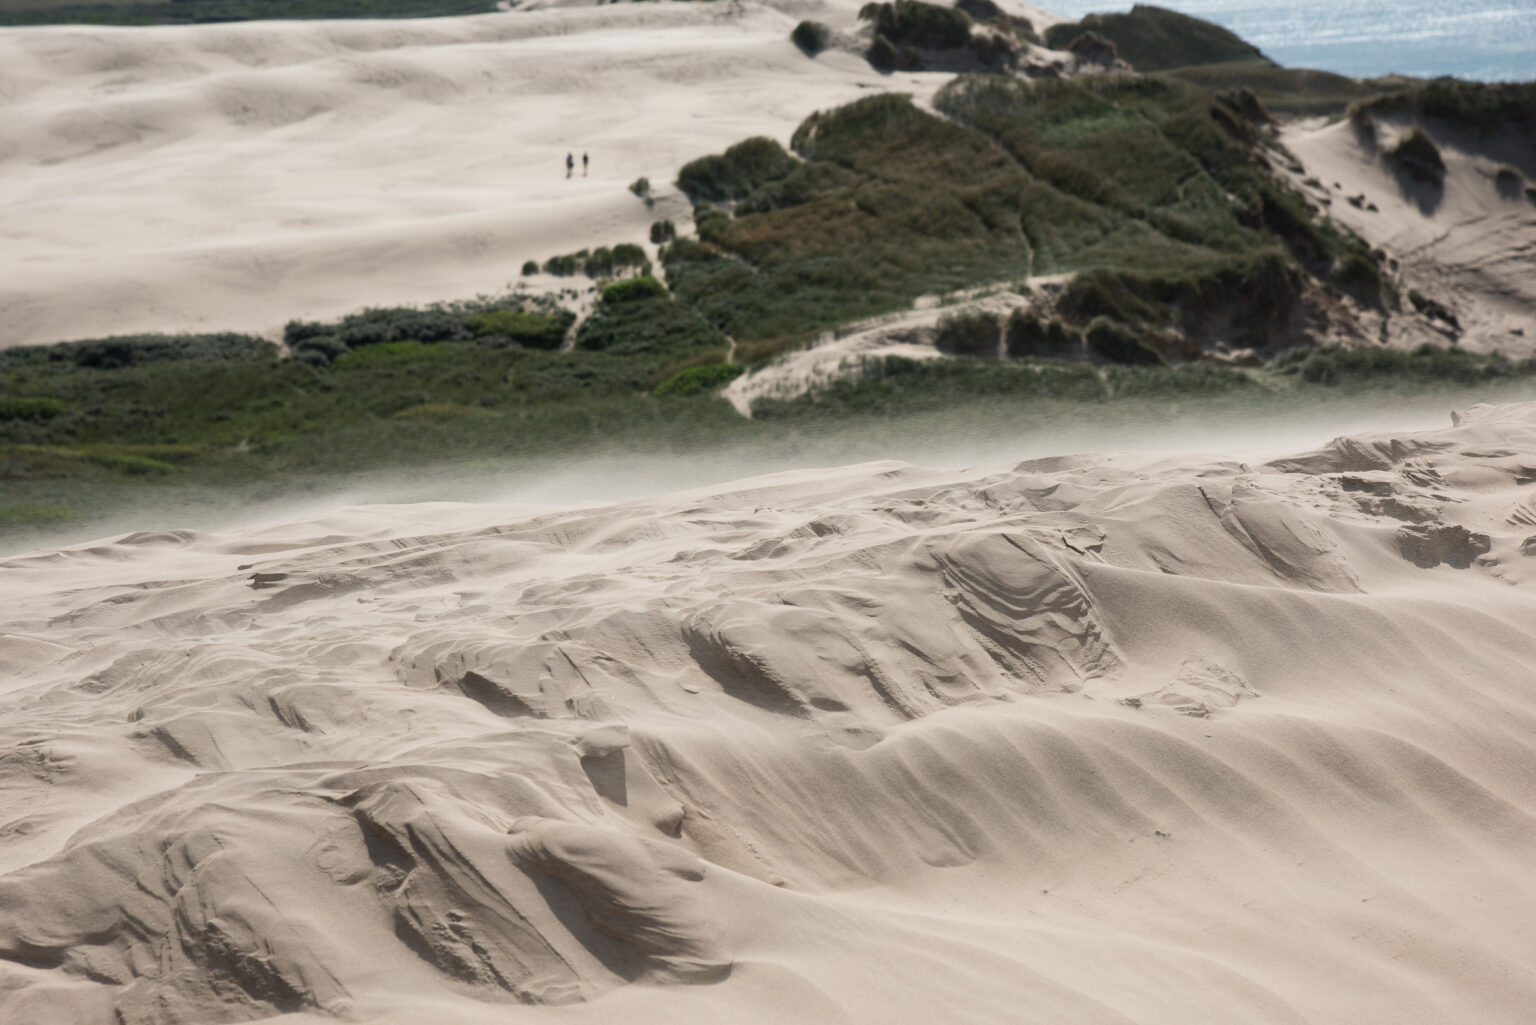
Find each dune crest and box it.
[2,405,1536,1023]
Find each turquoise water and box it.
[1041,1,1536,81]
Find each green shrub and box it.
[677,137,798,203]
[650,219,677,244]
[792,20,832,55]
[1085,317,1162,366]
[934,310,1001,357]
[1386,126,1446,185]
[331,341,466,370]
[1005,311,1081,360]
[0,397,67,420]
[860,1,972,50]
[0,332,274,372]
[601,276,668,304]
[334,307,470,348]
[543,252,583,276]
[612,243,651,274]
[654,362,744,397]
[290,334,348,365]
[465,309,574,349]
[1276,343,1524,387]
[521,260,539,275]
[630,177,651,199]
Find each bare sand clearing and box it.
[2,403,1536,1023]
[0,0,941,348]
[1283,118,1536,356]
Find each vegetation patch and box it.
[678,138,799,205]
[541,244,651,279]
[0,397,68,421]
[654,363,744,398]
[1386,126,1446,185]
[792,20,832,56]
[1043,6,1268,72]
[1272,344,1532,387]
[934,311,1002,357]
[465,309,575,350]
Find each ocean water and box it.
[1040,0,1536,82]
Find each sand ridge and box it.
[2,404,1536,1023]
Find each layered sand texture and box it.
[3,403,1536,1024]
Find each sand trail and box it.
[2,404,1536,1022]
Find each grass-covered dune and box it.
[671,75,1382,364]
[1043,4,1269,73]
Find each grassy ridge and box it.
[1042,5,1269,72]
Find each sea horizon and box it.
[1041,0,1536,82]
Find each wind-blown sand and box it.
[3,402,1536,1024]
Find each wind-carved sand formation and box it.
[4,403,1536,1023]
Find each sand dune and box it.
[0,1,929,347]
[3,404,1536,1023]
[1283,117,1536,357]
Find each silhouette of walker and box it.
[566,153,574,178]
[583,152,589,176]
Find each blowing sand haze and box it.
[3,404,1536,1024]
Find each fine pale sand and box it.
[1282,117,1536,357]
[0,0,941,348]
[3,402,1536,1023]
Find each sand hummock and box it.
[3,403,1536,1024]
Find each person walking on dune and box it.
[566,152,574,178]
[583,152,589,176]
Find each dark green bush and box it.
[630,177,651,199]
[650,219,677,243]
[612,243,651,273]
[1277,343,1524,387]
[677,137,798,203]
[1085,317,1163,365]
[334,307,470,348]
[521,260,539,275]
[1387,127,1446,185]
[934,310,1001,357]
[792,20,832,55]
[0,397,67,420]
[1005,311,1082,360]
[860,0,972,49]
[465,309,574,349]
[0,332,275,372]
[601,276,668,304]
[290,334,348,365]
[654,362,744,397]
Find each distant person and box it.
[566,152,574,178]
[582,152,589,176]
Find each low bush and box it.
[650,219,677,243]
[0,332,274,371]
[601,276,668,304]
[1085,317,1163,366]
[677,137,798,204]
[465,309,574,349]
[1386,126,1447,185]
[792,20,832,55]
[521,260,539,275]
[654,362,744,398]
[859,1,972,50]
[334,307,470,348]
[0,397,68,420]
[1275,344,1529,387]
[630,177,651,199]
[1005,312,1082,360]
[934,310,1001,357]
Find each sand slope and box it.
[2,404,1536,1023]
[0,1,926,347]
[1284,117,1536,356]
